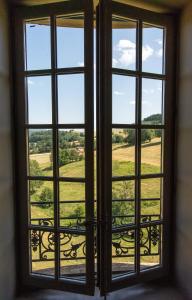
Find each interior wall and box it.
[0,0,15,299]
[176,2,192,299]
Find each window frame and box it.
[13,0,95,295]
[97,0,176,294]
[13,0,176,296]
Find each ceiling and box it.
[11,0,191,12]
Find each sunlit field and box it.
[29,128,162,274]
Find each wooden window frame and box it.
[13,0,176,296]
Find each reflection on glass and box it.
[142,78,163,125]
[112,229,135,278]
[112,181,135,226]
[59,129,85,177]
[58,75,84,124]
[142,24,164,74]
[27,76,52,124]
[60,233,86,281]
[112,129,135,176]
[30,230,55,276]
[112,75,136,124]
[25,18,51,70]
[141,129,163,175]
[28,129,53,176]
[29,181,54,227]
[57,14,84,68]
[112,16,137,70]
[140,225,161,271]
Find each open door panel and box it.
[14,0,95,295]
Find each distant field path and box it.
[112,138,161,166]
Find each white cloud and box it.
[130,100,135,105]
[112,58,118,67]
[28,79,34,85]
[113,39,154,67]
[155,39,163,46]
[156,48,163,57]
[116,39,136,50]
[142,45,154,61]
[114,91,125,96]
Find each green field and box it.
[30,137,162,273]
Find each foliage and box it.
[29,160,43,195]
[73,206,84,218]
[39,187,53,208]
[112,134,124,144]
[143,113,162,125]
[59,148,83,167]
[29,129,85,154]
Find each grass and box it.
[30,137,162,272]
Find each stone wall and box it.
[0,0,15,299]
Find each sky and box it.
[26,18,164,126]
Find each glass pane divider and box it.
[111,124,165,129]
[24,67,85,77]
[25,124,85,129]
[112,68,166,80]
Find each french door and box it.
[14,0,175,296]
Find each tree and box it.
[39,187,53,208]
[112,134,124,144]
[112,181,135,225]
[143,114,162,125]
[29,160,43,195]
[125,129,135,146]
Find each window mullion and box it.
[51,14,59,281]
[135,19,143,275]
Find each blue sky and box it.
[26,20,164,125]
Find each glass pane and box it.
[112,229,135,278]
[112,181,135,227]
[59,129,85,177]
[141,200,160,223]
[28,129,53,176]
[58,75,84,124]
[60,233,86,281]
[142,24,165,74]
[30,230,55,276]
[29,180,54,227]
[112,16,137,70]
[141,178,162,199]
[57,14,84,68]
[141,129,163,175]
[112,75,136,124]
[142,78,164,125]
[59,182,85,201]
[59,181,85,228]
[25,18,51,71]
[27,76,52,124]
[140,225,162,271]
[141,178,162,223]
[112,129,135,176]
[60,203,85,229]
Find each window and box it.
[14,0,175,296]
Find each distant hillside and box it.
[143,114,162,125]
